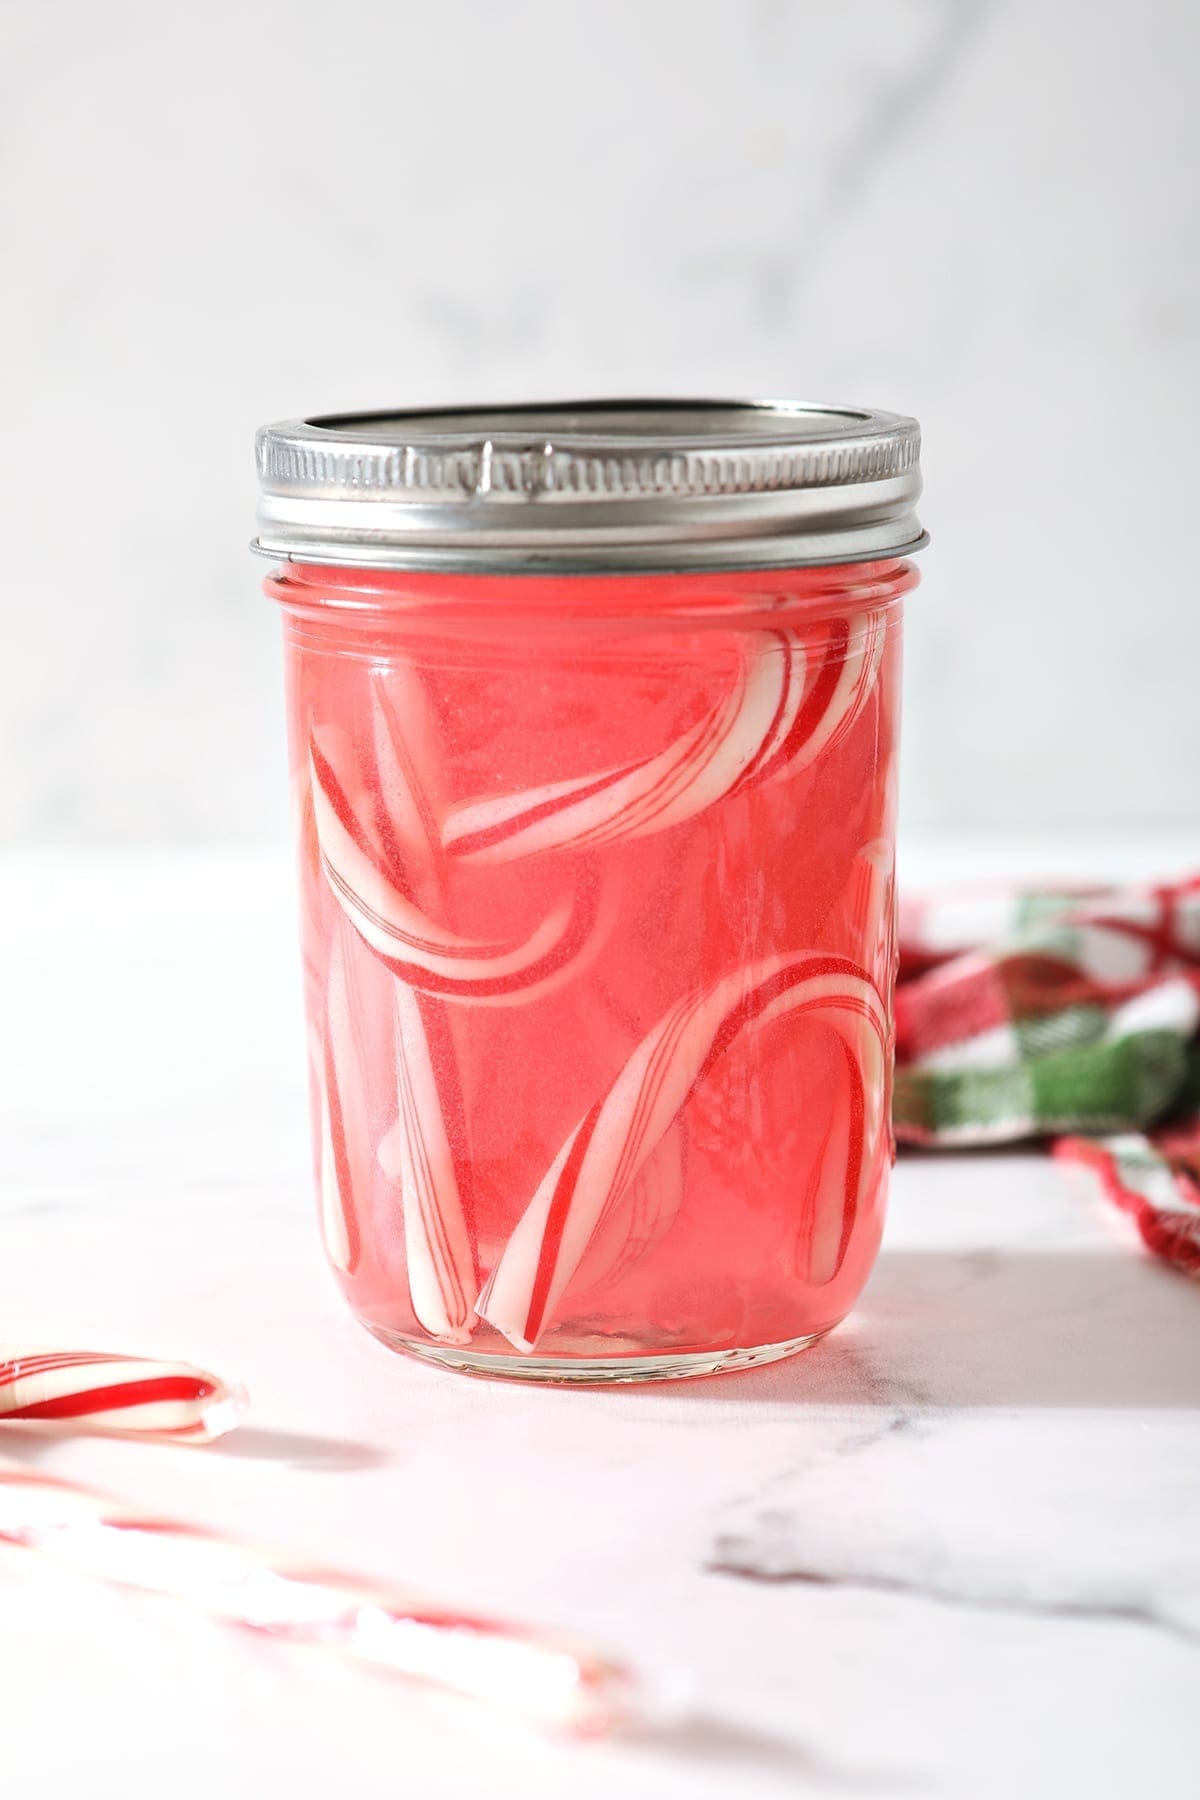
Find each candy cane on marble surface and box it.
[0,1350,243,1442]
[477,954,888,1352]
[442,615,885,865]
[0,1457,631,1735]
[310,722,603,1004]
[377,983,479,1343]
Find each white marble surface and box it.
[1,846,1198,1798]
[2,0,1199,843]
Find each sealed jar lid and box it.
[253,399,925,573]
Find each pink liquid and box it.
[270,561,911,1376]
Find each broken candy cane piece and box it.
[477,954,888,1352]
[0,1349,243,1442]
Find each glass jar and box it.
[255,402,925,1382]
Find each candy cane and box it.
[443,614,885,865]
[0,1349,243,1441]
[377,984,478,1343]
[319,916,379,1275]
[311,720,602,1004]
[443,633,804,862]
[568,1122,688,1301]
[315,672,482,1335]
[0,1457,631,1735]
[748,610,885,788]
[477,954,888,1352]
[831,834,896,993]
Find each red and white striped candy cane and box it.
[748,611,886,788]
[443,632,803,862]
[567,1122,688,1302]
[311,716,602,1005]
[477,953,888,1352]
[315,672,481,1335]
[377,983,479,1343]
[0,1349,243,1441]
[320,845,481,1341]
[318,916,373,1275]
[442,614,884,865]
[0,1457,631,1734]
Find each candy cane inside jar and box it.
[259,400,924,1382]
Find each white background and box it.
[2,0,1196,845]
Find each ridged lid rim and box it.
[253,398,926,573]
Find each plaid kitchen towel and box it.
[893,874,1200,1276]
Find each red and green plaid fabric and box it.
[894,875,1200,1276]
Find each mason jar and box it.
[254,402,925,1382]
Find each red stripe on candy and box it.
[7,1375,215,1422]
[523,1103,606,1347]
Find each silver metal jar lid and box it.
[253,399,925,574]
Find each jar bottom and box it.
[363,1323,833,1385]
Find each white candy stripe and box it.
[0,1458,631,1734]
[0,1349,242,1441]
[477,956,888,1352]
[442,635,802,863]
[385,983,478,1343]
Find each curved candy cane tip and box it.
[312,730,609,1006]
[369,668,444,868]
[370,868,616,1010]
[728,634,806,793]
[441,612,886,871]
[0,1349,246,1442]
[442,635,800,866]
[478,954,889,1352]
[441,758,649,862]
[755,613,886,788]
